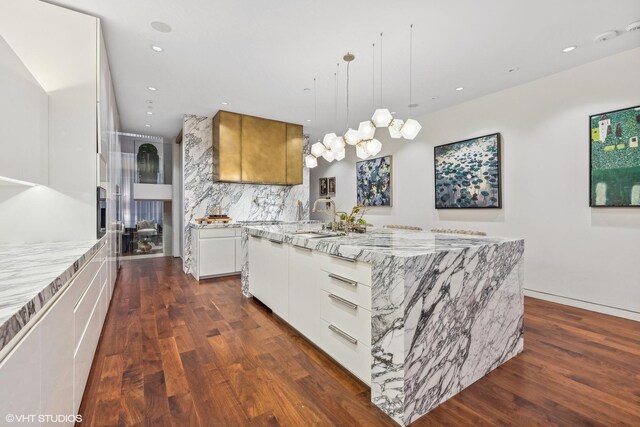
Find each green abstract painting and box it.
[590,105,640,207]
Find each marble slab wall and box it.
[182,114,310,273]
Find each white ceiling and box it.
[44,0,640,141]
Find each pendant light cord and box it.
[379,32,383,107]
[372,43,375,110]
[409,24,414,116]
[313,77,317,123]
[346,59,350,130]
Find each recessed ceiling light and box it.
[408,103,419,108]
[221,101,228,105]
[151,45,164,52]
[303,88,311,91]
[507,67,520,73]
[151,21,172,33]
[147,111,153,115]
[306,119,312,122]
[145,124,152,128]
[431,96,439,100]
[147,86,157,91]
[455,87,464,91]
[627,20,640,32]
[146,100,154,104]
[562,45,577,53]
[390,111,396,115]
[594,31,618,42]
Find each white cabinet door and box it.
[288,245,320,342]
[248,237,289,320]
[0,322,42,426]
[248,236,269,304]
[41,285,75,426]
[234,237,242,272]
[199,237,237,277]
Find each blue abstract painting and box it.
[434,133,501,209]
[356,155,392,207]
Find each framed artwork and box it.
[356,155,392,207]
[319,177,328,197]
[434,133,501,209]
[590,105,640,207]
[328,177,336,196]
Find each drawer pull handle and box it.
[268,239,282,245]
[328,324,358,345]
[293,244,312,251]
[328,273,357,287]
[328,293,357,310]
[330,254,356,263]
[250,235,261,239]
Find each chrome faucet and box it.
[312,198,336,223]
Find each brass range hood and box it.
[213,111,303,185]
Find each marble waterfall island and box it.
[241,225,524,425]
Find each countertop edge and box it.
[0,237,107,355]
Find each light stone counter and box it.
[0,238,105,353]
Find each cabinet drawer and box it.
[74,260,106,352]
[74,283,106,413]
[319,270,371,311]
[199,228,237,239]
[320,290,371,345]
[320,320,371,385]
[66,243,104,304]
[321,255,371,286]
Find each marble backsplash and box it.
[182,114,309,273]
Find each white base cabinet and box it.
[0,242,114,426]
[248,237,372,385]
[248,236,289,321]
[191,228,242,280]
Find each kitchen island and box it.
[241,224,524,425]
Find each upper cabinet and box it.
[212,111,303,185]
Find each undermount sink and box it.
[291,231,337,238]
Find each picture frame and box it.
[434,133,501,209]
[356,155,393,207]
[319,177,328,197]
[327,177,336,197]
[589,105,640,207]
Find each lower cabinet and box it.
[0,322,42,427]
[0,241,114,426]
[248,238,372,385]
[191,228,241,280]
[248,236,289,321]
[288,245,321,343]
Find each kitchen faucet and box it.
[312,198,336,224]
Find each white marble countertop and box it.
[189,220,320,229]
[244,223,521,261]
[0,238,105,352]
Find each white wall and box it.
[0,0,99,244]
[0,36,48,185]
[311,48,640,320]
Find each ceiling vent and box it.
[594,31,618,42]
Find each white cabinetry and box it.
[288,245,321,342]
[248,236,289,321]
[0,241,114,426]
[0,322,42,426]
[248,239,372,384]
[191,228,241,280]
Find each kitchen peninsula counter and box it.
[242,224,524,425]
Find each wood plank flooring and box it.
[77,257,640,426]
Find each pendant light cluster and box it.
[305,26,421,168]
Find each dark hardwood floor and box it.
[77,257,640,426]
